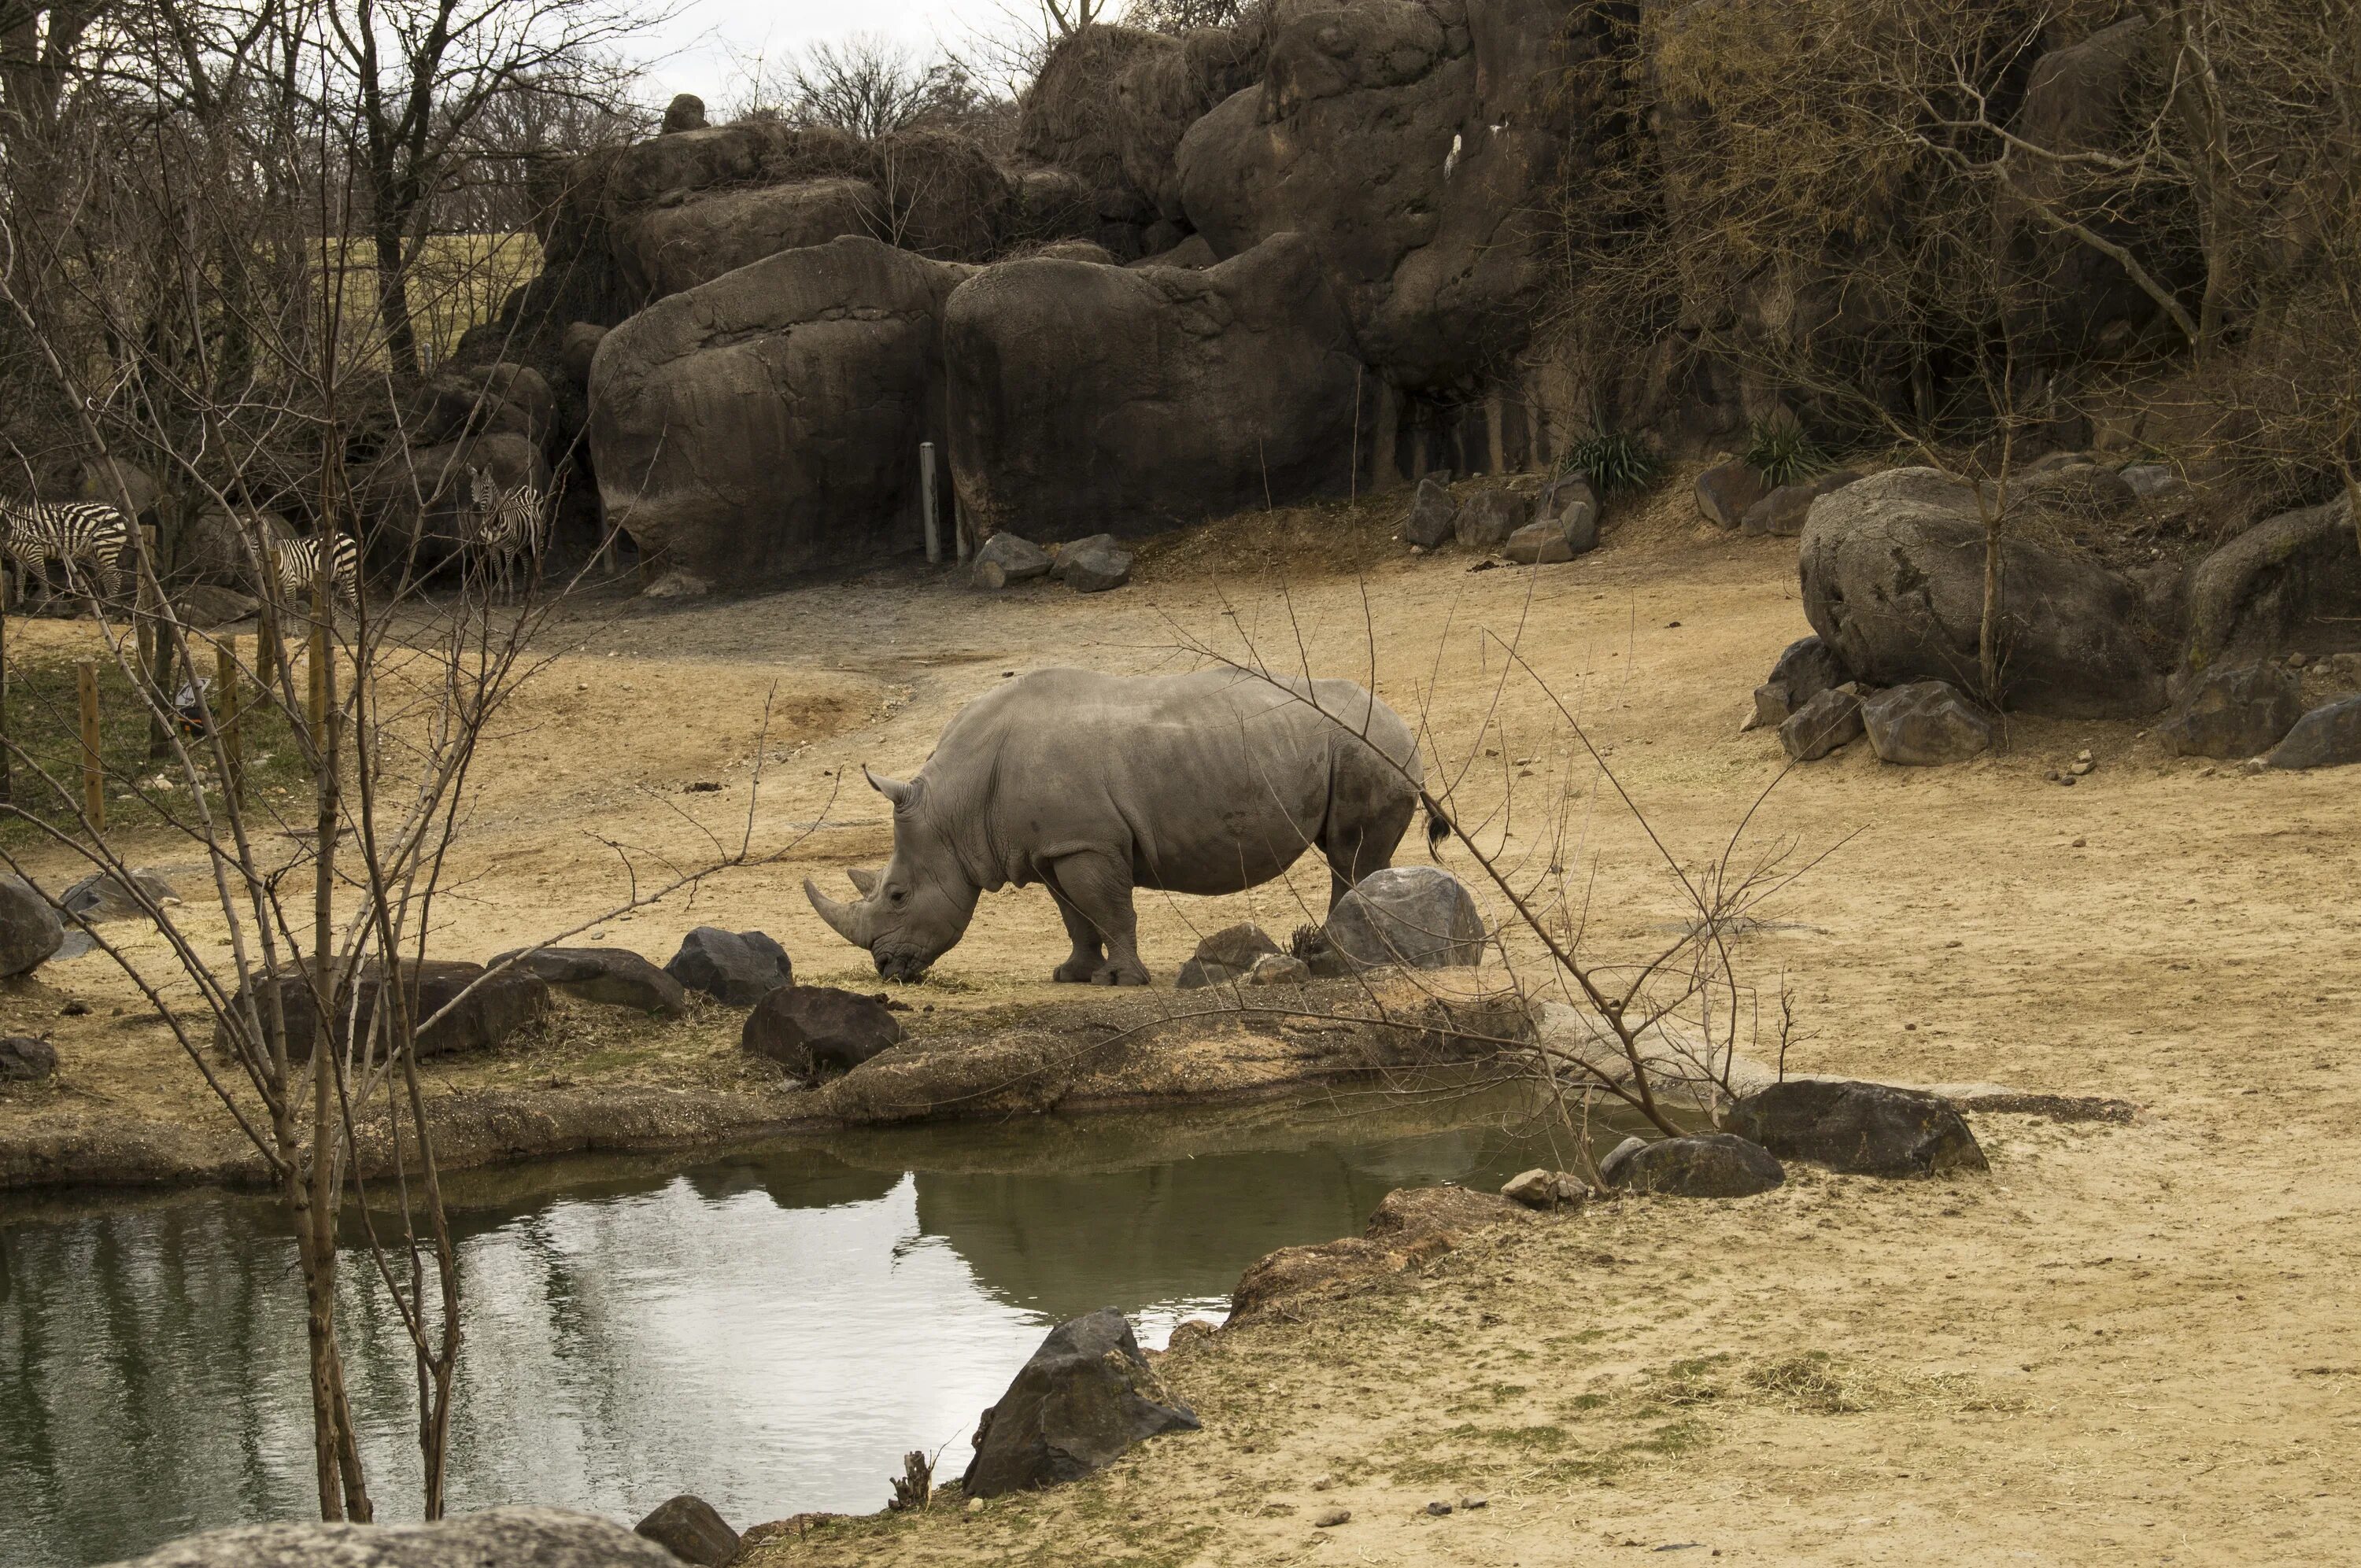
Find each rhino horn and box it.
[804,877,874,947]
[863,766,914,809]
[846,866,880,897]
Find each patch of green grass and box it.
[1559,430,1662,495]
[0,650,311,849]
[1443,1421,1570,1452]
[1740,417,1834,486]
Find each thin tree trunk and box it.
[373,216,419,382]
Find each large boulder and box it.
[1798,467,2167,718]
[1601,1132,1785,1198]
[2160,663,2305,758]
[365,431,549,571]
[663,927,793,1006]
[1323,866,1484,970]
[1860,681,1992,766]
[1727,1079,1989,1178]
[741,984,904,1075]
[589,236,971,589]
[0,874,65,976]
[633,1496,739,1566]
[490,946,687,1017]
[1454,489,1528,550]
[973,531,1052,588]
[1402,476,1457,548]
[1174,0,1576,387]
[413,362,555,450]
[961,1308,1200,1499]
[621,177,882,299]
[1694,459,1766,528]
[215,960,549,1063]
[943,234,1369,542]
[2267,695,2361,770]
[2183,496,2361,674]
[1053,534,1134,592]
[96,1507,682,1567]
[1176,922,1283,989]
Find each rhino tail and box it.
[1420,791,1454,858]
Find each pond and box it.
[0,1083,1631,1566]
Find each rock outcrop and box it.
[663,927,793,1007]
[1323,867,1485,969]
[943,234,1367,541]
[962,1309,1199,1498]
[1727,1079,1988,1177]
[589,236,970,588]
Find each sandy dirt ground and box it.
[6,477,2361,1560]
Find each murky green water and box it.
[0,1085,1626,1566]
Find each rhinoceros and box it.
[804,667,1444,984]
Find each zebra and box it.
[271,533,360,609]
[467,467,545,599]
[0,497,131,611]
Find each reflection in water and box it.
[1,1089,1624,1567]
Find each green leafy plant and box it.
[1559,430,1661,496]
[1741,419,1833,486]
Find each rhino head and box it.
[804,766,981,982]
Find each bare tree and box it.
[733,31,998,141]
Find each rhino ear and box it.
[846,866,880,897]
[863,766,922,813]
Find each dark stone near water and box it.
[1603,1133,1786,1198]
[633,1495,739,1566]
[0,875,65,976]
[741,984,904,1075]
[1779,684,1864,761]
[0,1035,57,1082]
[490,946,686,1016]
[61,869,182,924]
[2160,663,2305,759]
[1176,922,1282,989]
[216,960,549,1063]
[962,1308,1199,1498]
[1727,1079,1989,1177]
[664,927,793,1005]
[1055,533,1133,592]
[1324,867,1484,970]
[1402,477,1457,548]
[97,1506,682,1566]
[1861,681,1992,765]
[2267,695,2361,770]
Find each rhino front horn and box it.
[804,876,874,947]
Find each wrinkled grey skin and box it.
[805,667,1433,985]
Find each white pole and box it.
[919,441,941,566]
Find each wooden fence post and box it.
[76,659,103,831]
[919,442,941,566]
[216,639,242,801]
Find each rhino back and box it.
[923,669,1418,895]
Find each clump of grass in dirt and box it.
[1559,430,1662,495]
[1740,417,1834,486]
[1134,489,1416,582]
[1744,1350,2025,1415]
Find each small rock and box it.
[966,1498,984,1514]
[1323,866,1485,969]
[2288,651,2310,670]
[1694,459,1767,528]
[741,984,904,1075]
[1461,1494,1488,1511]
[1743,681,1791,733]
[1055,533,1133,592]
[60,868,182,923]
[2161,664,2305,759]
[0,1035,57,1082]
[1453,490,1528,551]
[664,927,793,1005]
[1767,636,1848,709]
[1504,521,1573,565]
[1314,1508,1350,1528]
[633,1494,739,1566]
[1598,1134,1646,1187]
[489,946,686,1016]
[1860,681,1991,766]
[1602,1133,1786,1198]
[2267,694,2361,770]
[1426,1500,1454,1517]
[172,584,260,628]
[1779,684,1864,762]
[1739,469,1862,537]
[2119,462,2182,499]
[1500,1168,1587,1211]
[1402,477,1457,548]
[962,1309,1199,1498]
[1177,922,1282,989]
[1310,1474,1335,1492]
[0,875,65,977]
[1245,952,1312,987]
[2070,758,2095,776]
[973,531,1052,588]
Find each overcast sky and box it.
[633,0,1035,104]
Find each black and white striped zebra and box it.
[272,533,360,608]
[467,467,545,599]
[0,497,131,610]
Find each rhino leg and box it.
[1319,784,1419,909]
[1044,850,1149,987]
[1048,892,1105,983]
